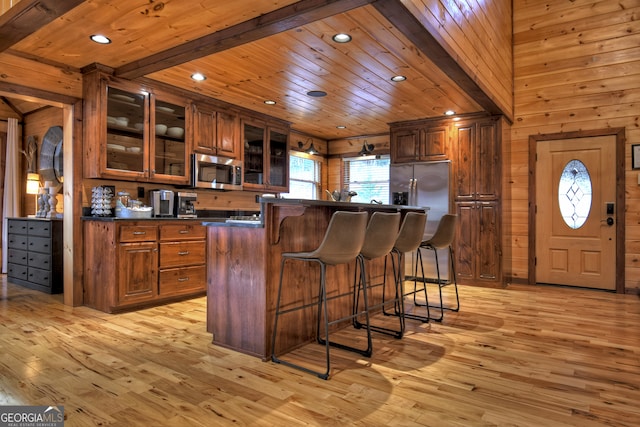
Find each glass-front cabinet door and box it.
[151,95,187,182]
[268,127,289,190]
[98,77,190,184]
[106,85,148,178]
[243,122,266,187]
[242,119,289,192]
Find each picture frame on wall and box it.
[633,145,640,170]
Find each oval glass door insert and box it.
[558,159,592,229]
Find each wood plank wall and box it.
[22,107,63,216]
[509,0,640,292]
[0,0,20,15]
[405,0,514,118]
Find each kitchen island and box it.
[204,198,427,360]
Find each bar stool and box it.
[352,212,403,337]
[412,214,459,322]
[382,211,428,322]
[271,210,370,380]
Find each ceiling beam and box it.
[0,81,79,107]
[116,0,376,79]
[0,0,86,53]
[372,0,504,117]
[0,96,24,120]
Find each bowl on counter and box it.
[115,205,153,219]
[167,127,184,138]
[155,124,167,135]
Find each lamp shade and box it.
[26,173,40,195]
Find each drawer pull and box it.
[133,231,147,235]
[179,230,189,234]
[178,251,190,256]
[177,277,190,282]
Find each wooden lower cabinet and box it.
[117,241,158,306]
[84,220,206,313]
[455,201,501,283]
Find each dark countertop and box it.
[82,215,264,228]
[257,197,428,211]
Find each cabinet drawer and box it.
[8,249,28,266]
[119,225,158,242]
[28,236,52,253]
[28,267,52,287]
[28,221,52,237]
[28,252,52,270]
[8,220,28,234]
[8,234,27,250]
[7,263,28,281]
[160,224,206,241]
[159,241,205,268]
[159,265,206,297]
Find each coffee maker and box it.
[175,191,197,218]
[150,189,174,217]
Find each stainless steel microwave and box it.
[191,154,243,190]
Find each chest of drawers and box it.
[7,218,63,294]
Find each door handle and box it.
[602,217,614,226]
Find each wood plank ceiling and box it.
[1,0,495,140]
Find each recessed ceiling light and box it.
[191,73,206,81]
[264,100,276,105]
[90,34,111,44]
[332,33,352,43]
[307,90,327,97]
[444,110,456,116]
[391,75,406,82]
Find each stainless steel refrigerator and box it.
[390,160,452,280]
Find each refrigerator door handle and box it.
[409,178,417,206]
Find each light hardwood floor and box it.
[1,277,639,426]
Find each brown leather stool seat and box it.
[271,210,369,380]
[410,213,459,322]
[352,212,403,337]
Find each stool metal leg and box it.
[354,253,404,338]
[272,256,372,380]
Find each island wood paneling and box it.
[509,0,640,292]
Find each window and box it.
[343,155,390,203]
[282,153,321,199]
[558,159,592,229]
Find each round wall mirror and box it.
[39,126,63,188]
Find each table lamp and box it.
[26,173,40,216]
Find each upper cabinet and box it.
[452,117,501,201]
[83,70,191,184]
[242,118,289,193]
[390,122,448,163]
[192,103,240,159]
